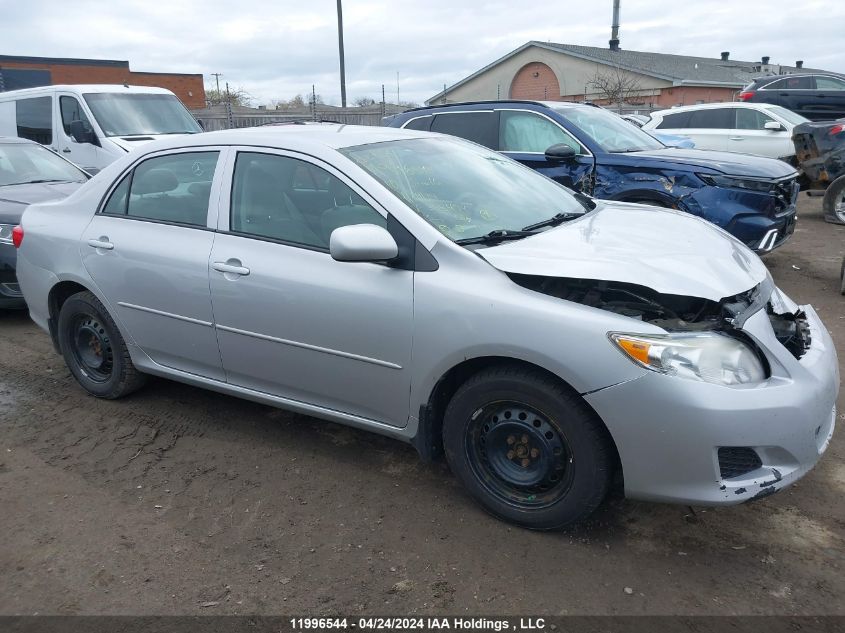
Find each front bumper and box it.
[585,304,838,506]
[0,243,25,309]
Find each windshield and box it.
[768,106,810,126]
[553,106,665,153]
[83,93,202,137]
[0,142,88,186]
[341,137,588,243]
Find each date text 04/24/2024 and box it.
[289,618,548,631]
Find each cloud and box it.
[1,0,842,105]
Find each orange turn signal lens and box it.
[616,337,651,364]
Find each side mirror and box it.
[330,224,398,263]
[69,120,96,144]
[764,121,784,131]
[544,144,578,162]
[196,119,205,131]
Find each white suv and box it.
[643,102,809,160]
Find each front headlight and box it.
[696,173,775,193]
[0,224,15,245]
[609,332,766,386]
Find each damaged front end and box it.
[792,119,845,188]
[508,273,811,362]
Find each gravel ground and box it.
[0,195,843,616]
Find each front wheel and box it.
[442,365,613,529]
[57,291,146,399]
[822,176,845,225]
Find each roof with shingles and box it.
[427,41,838,104]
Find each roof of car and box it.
[0,136,36,145]
[650,102,782,116]
[133,124,432,154]
[0,84,175,98]
[399,100,592,115]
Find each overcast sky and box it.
[1,0,843,106]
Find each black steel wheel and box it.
[443,364,613,530]
[57,291,146,399]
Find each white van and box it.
[0,85,202,173]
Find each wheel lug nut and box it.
[521,434,528,444]
[521,458,530,467]
[506,436,515,445]
[530,448,540,458]
[506,450,515,460]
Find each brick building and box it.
[427,41,837,110]
[0,55,205,108]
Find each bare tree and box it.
[273,94,325,110]
[353,96,377,107]
[588,66,642,112]
[206,86,253,107]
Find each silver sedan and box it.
[14,125,838,529]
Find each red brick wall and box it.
[559,85,739,108]
[0,60,205,108]
[510,62,561,100]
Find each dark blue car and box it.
[386,101,800,253]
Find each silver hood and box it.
[477,202,769,302]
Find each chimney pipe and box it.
[720,51,730,61]
[796,60,804,69]
[609,0,620,50]
[762,55,770,65]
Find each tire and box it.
[822,175,845,225]
[840,256,845,296]
[57,291,146,399]
[442,365,613,530]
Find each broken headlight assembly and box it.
[696,173,774,193]
[609,332,766,386]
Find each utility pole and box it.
[396,71,400,105]
[336,0,347,107]
[211,73,222,95]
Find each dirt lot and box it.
[0,195,843,616]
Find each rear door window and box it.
[103,151,219,227]
[430,112,497,149]
[499,110,583,153]
[15,97,53,145]
[765,76,815,90]
[686,108,733,129]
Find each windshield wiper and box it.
[8,179,73,185]
[521,211,582,232]
[455,229,535,246]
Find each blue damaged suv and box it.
[386,101,800,253]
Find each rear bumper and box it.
[585,304,838,506]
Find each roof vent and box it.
[762,56,770,65]
[609,0,621,50]
[721,51,730,61]
[796,60,804,69]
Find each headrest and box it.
[133,168,178,195]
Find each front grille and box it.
[718,447,762,479]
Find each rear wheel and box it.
[57,291,146,399]
[442,365,613,529]
[822,176,845,225]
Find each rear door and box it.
[81,148,227,380]
[496,109,595,192]
[813,76,845,120]
[678,108,732,151]
[765,76,817,118]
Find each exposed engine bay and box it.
[508,274,811,360]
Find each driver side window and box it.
[499,111,583,154]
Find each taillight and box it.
[738,90,755,101]
[828,123,845,137]
[12,225,23,249]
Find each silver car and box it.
[14,125,838,529]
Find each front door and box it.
[498,109,595,192]
[730,107,792,158]
[56,93,104,173]
[81,149,226,380]
[209,149,414,426]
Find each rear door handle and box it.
[729,137,745,141]
[212,260,250,276]
[87,238,114,250]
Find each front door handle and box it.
[62,148,72,153]
[729,137,745,141]
[87,237,114,250]
[212,260,250,276]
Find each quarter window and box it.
[735,108,775,130]
[102,151,219,226]
[430,112,497,149]
[656,111,692,129]
[815,76,845,90]
[499,110,583,153]
[15,97,53,145]
[230,152,386,249]
[403,116,432,131]
[60,96,95,138]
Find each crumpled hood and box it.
[477,202,769,302]
[625,147,798,178]
[0,181,84,224]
